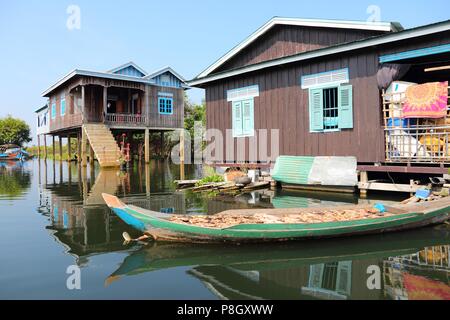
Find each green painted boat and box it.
[102,193,450,243]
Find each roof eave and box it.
[188,19,450,87]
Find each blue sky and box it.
[0,0,449,143]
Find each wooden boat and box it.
[102,193,450,243]
[0,144,29,161]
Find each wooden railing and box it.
[50,113,82,132]
[105,112,183,128]
[105,113,147,126]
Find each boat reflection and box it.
[106,227,450,300]
[0,160,31,199]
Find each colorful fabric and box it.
[403,273,450,300]
[403,81,448,118]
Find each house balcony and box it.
[49,113,83,133]
[104,112,183,129]
[383,84,450,164]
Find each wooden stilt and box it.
[81,129,87,167]
[160,131,164,157]
[145,162,150,197]
[359,171,368,198]
[180,129,185,180]
[43,134,47,160]
[145,128,150,163]
[77,131,81,165]
[52,136,56,160]
[89,142,95,165]
[58,136,63,161]
[67,135,71,161]
[37,135,41,158]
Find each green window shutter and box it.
[242,99,254,136]
[232,101,243,137]
[309,88,324,131]
[338,84,353,129]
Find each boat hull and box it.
[103,193,450,243]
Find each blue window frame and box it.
[51,103,56,119]
[61,95,66,116]
[158,97,173,114]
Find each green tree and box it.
[0,115,31,146]
[184,93,206,138]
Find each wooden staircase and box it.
[83,124,121,167]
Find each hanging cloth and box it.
[377,63,411,90]
[402,81,448,118]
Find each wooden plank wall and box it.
[216,25,386,72]
[205,31,450,165]
[206,50,383,163]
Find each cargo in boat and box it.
[102,193,450,243]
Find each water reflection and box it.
[107,228,450,300]
[4,159,447,299]
[0,161,31,200]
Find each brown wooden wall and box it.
[215,25,387,72]
[206,50,383,163]
[204,31,450,165]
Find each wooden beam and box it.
[77,131,81,165]
[357,165,448,174]
[424,65,450,72]
[358,182,421,193]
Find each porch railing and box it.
[105,113,147,126]
[382,86,450,163]
[105,112,183,128]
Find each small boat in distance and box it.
[0,144,29,161]
[102,193,450,243]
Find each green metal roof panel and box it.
[272,156,315,185]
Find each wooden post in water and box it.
[52,135,56,160]
[145,128,150,163]
[67,135,71,161]
[145,162,150,197]
[89,141,95,165]
[179,129,185,180]
[360,171,368,198]
[77,131,81,165]
[81,129,87,167]
[43,134,47,160]
[58,136,63,161]
[37,135,41,159]
[160,131,164,157]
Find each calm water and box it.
[0,159,449,300]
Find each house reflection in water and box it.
[36,160,187,265]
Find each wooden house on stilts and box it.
[189,17,450,193]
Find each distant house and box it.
[38,62,187,166]
[189,17,450,177]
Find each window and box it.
[51,103,56,119]
[309,84,353,132]
[158,97,173,114]
[60,95,66,116]
[232,99,254,137]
